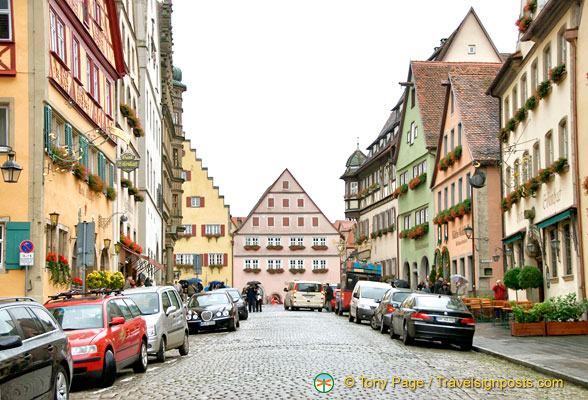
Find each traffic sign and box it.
[19,253,34,266]
[20,240,34,253]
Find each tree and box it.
[503,267,522,300]
[520,266,543,302]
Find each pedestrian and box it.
[255,286,263,312]
[123,277,135,290]
[187,283,197,298]
[144,277,152,287]
[324,283,334,312]
[432,277,444,294]
[417,280,425,291]
[439,281,452,295]
[173,280,180,293]
[492,279,507,319]
[247,285,256,313]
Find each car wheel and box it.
[318,308,322,312]
[156,337,166,363]
[101,349,116,387]
[380,319,389,334]
[132,340,148,373]
[348,312,354,322]
[54,365,69,400]
[178,331,189,356]
[390,323,398,339]
[242,311,248,320]
[441,339,451,347]
[355,315,362,324]
[229,316,237,332]
[370,315,379,330]
[293,307,298,311]
[460,338,473,351]
[402,322,414,346]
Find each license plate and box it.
[303,295,314,299]
[200,321,215,326]
[437,317,455,323]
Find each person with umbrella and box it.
[247,284,257,313]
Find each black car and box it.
[213,288,248,321]
[186,292,239,333]
[370,288,413,333]
[0,297,73,400]
[390,293,475,350]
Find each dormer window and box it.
[468,44,476,54]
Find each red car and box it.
[45,291,148,387]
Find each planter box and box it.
[510,322,545,336]
[546,321,588,336]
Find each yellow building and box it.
[0,1,126,301]
[174,140,233,288]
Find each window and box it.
[11,307,44,339]
[94,1,102,27]
[466,173,471,199]
[531,60,539,90]
[545,131,554,165]
[312,259,327,271]
[505,167,511,193]
[204,224,221,235]
[409,122,415,145]
[522,152,530,182]
[468,44,476,54]
[0,106,7,148]
[504,97,510,120]
[181,171,187,181]
[312,237,326,247]
[457,123,462,147]
[399,172,408,186]
[93,64,99,101]
[245,237,259,246]
[350,182,358,194]
[72,39,80,79]
[297,217,304,227]
[450,91,454,114]
[175,252,196,266]
[297,198,304,207]
[514,159,520,187]
[282,217,289,227]
[289,237,304,246]
[282,198,289,208]
[83,0,89,24]
[268,217,274,227]
[451,183,455,206]
[559,119,568,159]
[533,142,541,176]
[443,135,448,156]
[105,81,112,115]
[282,180,289,190]
[564,224,572,275]
[0,223,3,268]
[558,28,567,65]
[520,74,528,105]
[403,215,411,230]
[450,129,455,151]
[87,57,92,93]
[312,217,318,227]
[437,191,442,213]
[208,253,223,265]
[0,0,12,40]
[244,259,259,270]
[268,198,274,208]
[267,237,281,246]
[252,217,259,227]
[415,208,428,225]
[544,46,552,81]
[550,229,558,278]
[458,178,463,203]
[444,187,448,210]
[267,259,282,270]
[31,308,58,333]
[410,87,415,108]
[289,259,304,270]
[512,85,518,115]
[181,225,193,236]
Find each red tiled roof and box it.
[333,220,356,232]
[411,61,503,149]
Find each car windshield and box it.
[125,293,160,315]
[189,293,229,307]
[361,287,389,300]
[392,292,411,303]
[48,304,103,330]
[225,290,240,301]
[296,283,322,292]
[416,296,468,311]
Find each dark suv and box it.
[0,297,73,400]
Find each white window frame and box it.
[72,39,80,79]
[190,197,201,207]
[50,10,57,53]
[0,1,12,40]
[267,259,282,270]
[245,237,259,246]
[289,259,304,270]
[312,237,326,246]
[57,18,65,61]
[105,81,111,115]
[267,237,281,246]
[468,44,476,54]
[181,225,193,236]
[180,171,187,181]
[205,224,221,235]
[289,237,304,246]
[208,253,223,265]
[350,182,358,194]
[244,259,259,270]
[175,253,194,265]
[312,259,327,270]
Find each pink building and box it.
[233,169,341,303]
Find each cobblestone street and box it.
[71,305,588,399]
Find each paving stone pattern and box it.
[71,306,588,399]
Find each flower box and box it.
[311,245,328,250]
[289,268,305,274]
[510,321,545,336]
[289,245,305,251]
[106,187,117,201]
[120,178,131,188]
[536,81,551,99]
[550,157,568,175]
[244,268,260,273]
[268,268,285,274]
[128,187,139,196]
[73,163,87,181]
[51,146,76,169]
[312,268,329,274]
[583,176,588,195]
[549,63,566,84]
[546,321,588,336]
[120,103,132,117]
[244,245,260,251]
[266,245,283,250]
[88,174,106,193]
[134,193,145,202]
[205,233,221,239]
[515,16,532,33]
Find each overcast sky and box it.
[171,0,520,222]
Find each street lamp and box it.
[114,243,121,254]
[98,212,128,230]
[492,254,500,262]
[526,242,537,254]
[49,212,60,228]
[464,226,474,240]
[103,238,111,250]
[1,149,23,183]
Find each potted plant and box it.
[88,173,106,193]
[289,245,305,251]
[550,157,568,174]
[87,270,125,290]
[120,178,131,188]
[525,95,538,110]
[106,187,117,201]
[520,266,543,302]
[128,186,139,196]
[503,267,522,300]
[515,15,532,34]
[536,80,551,99]
[134,193,145,202]
[46,253,71,287]
[524,0,537,13]
[498,127,510,143]
[311,245,328,250]
[510,303,546,336]
[544,293,588,335]
[133,126,145,137]
[549,63,566,84]
[72,162,87,181]
[119,103,132,117]
[538,168,552,183]
[514,106,527,122]
[266,245,283,250]
[505,118,517,132]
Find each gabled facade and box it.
[174,141,232,287]
[488,0,584,302]
[430,66,503,296]
[233,169,341,303]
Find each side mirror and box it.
[375,299,381,304]
[110,317,125,326]
[0,335,22,350]
[166,306,177,315]
[283,288,288,292]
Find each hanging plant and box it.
[133,126,145,137]
[399,184,408,194]
[134,193,145,202]
[550,157,568,174]
[538,168,552,183]
[128,186,138,196]
[514,106,527,122]
[244,245,260,251]
[106,187,117,201]
[51,146,76,169]
[536,81,551,99]
[505,118,517,132]
[525,95,538,110]
[72,162,87,181]
[524,0,537,13]
[88,173,106,193]
[46,253,72,286]
[387,224,395,233]
[549,63,566,84]
[120,178,131,188]
[524,176,541,193]
[408,173,426,190]
[119,103,132,117]
[498,127,510,143]
[515,16,532,33]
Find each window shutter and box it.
[200,197,205,207]
[193,254,202,273]
[186,171,191,181]
[99,154,106,181]
[109,163,114,188]
[312,217,318,227]
[44,104,52,152]
[64,123,73,155]
[6,222,31,270]
[201,225,206,236]
[79,136,88,167]
[202,254,208,267]
[223,253,228,266]
[192,224,196,236]
[186,197,191,207]
[221,225,225,236]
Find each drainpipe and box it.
[565,28,586,301]
[470,181,477,298]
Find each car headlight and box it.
[216,311,222,317]
[222,310,229,317]
[71,345,97,356]
[192,312,199,320]
[185,314,191,320]
[147,325,157,337]
[359,304,371,310]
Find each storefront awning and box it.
[502,232,523,245]
[536,210,572,230]
[121,244,165,271]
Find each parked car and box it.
[123,286,189,362]
[371,288,413,333]
[348,281,392,324]
[214,288,248,320]
[283,281,324,311]
[0,297,73,400]
[390,293,475,350]
[185,292,239,333]
[45,291,149,387]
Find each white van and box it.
[349,281,392,324]
[283,281,324,311]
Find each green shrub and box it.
[503,267,522,291]
[519,266,543,289]
[545,293,588,322]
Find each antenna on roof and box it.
[356,137,360,150]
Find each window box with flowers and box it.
[344,193,359,199]
[525,95,538,111]
[244,245,260,251]
[51,146,77,169]
[289,245,306,251]
[134,193,145,202]
[538,168,552,183]
[120,178,132,188]
[266,245,284,250]
[73,162,88,181]
[88,173,106,193]
[176,263,193,270]
[408,173,427,190]
[438,146,462,171]
[208,264,224,271]
[244,267,261,273]
[72,277,83,290]
[387,224,395,233]
[312,245,328,250]
[524,0,537,13]
[106,187,117,201]
[312,268,329,274]
[536,81,552,99]
[120,234,143,254]
[501,190,521,213]
[289,268,305,274]
[46,253,71,286]
[583,177,588,195]
[370,232,377,239]
[550,157,568,175]
[514,106,527,123]
[400,222,429,240]
[268,268,285,274]
[205,233,222,240]
[515,15,532,33]
[549,64,566,84]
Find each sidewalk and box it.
[473,322,588,388]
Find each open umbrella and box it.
[247,280,261,285]
[450,274,468,284]
[186,277,202,283]
[394,279,410,288]
[210,280,223,285]
[178,280,188,285]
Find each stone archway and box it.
[403,261,410,283]
[412,262,418,289]
[100,249,109,271]
[420,256,429,286]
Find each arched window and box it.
[514,159,520,187]
[522,152,530,182]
